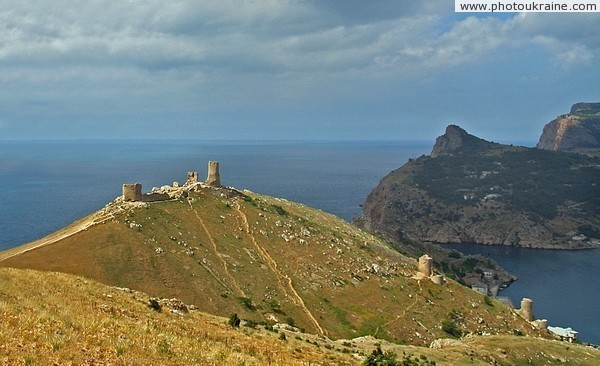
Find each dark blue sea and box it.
[442,243,600,345]
[1,140,598,344]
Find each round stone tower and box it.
[418,254,433,277]
[205,161,221,187]
[518,298,534,322]
[431,274,446,285]
[123,183,142,202]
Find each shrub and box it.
[484,295,494,307]
[238,297,256,311]
[441,319,462,338]
[272,204,288,216]
[285,316,295,327]
[148,298,162,312]
[228,313,241,328]
[243,319,258,329]
[362,346,399,366]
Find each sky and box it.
[1,1,599,143]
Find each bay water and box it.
[1,140,598,344]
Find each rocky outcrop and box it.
[431,125,470,157]
[537,102,600,152]
[570,102,600,114]
[356,124,600,249]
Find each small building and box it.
[548,326,578,342]
[483,270,494,280]
[462,272,482,287]
[471,282,488,295]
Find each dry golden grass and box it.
[1,267,598,365]
[0,268,358,365]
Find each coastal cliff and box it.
[537,102,600,153]
[356,124,600,249]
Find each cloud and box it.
[0,1,598,140]
[508,13,599,68]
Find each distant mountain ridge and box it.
[356,122,600,249]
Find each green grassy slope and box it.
[1,186,544,345]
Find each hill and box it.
[537,102,600,154]
[0,267,359,365]
[356,125,600,249]
[1,175,549,347]
[3,261,600,364]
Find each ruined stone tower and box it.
[205,161,221,187]
[418,254,433,277]
[185,171,199,186]
[123,183,142,202]
[517,298,534,322]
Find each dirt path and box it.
[379,279,424,333]
[188,200,247,297]
[0,210,114,262]
[233,200,326,337]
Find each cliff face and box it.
[537,102,600,152]
[356,125,600,249]
[431,125,469,157]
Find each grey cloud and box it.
[0,1,598,140]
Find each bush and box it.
[441,319,462,338]
[238,297,256,311]
[228,313,241,328]
[243,319,258,329]
[272,204,288,216]
[484,295,494,307]
[363,346,399,366]
[285,316,295,327]
[148,298,162,312]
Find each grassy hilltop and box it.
[1,185,599,364]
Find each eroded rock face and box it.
[431,125,469,158]
[537,103,600,152]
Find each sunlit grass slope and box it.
[1,187,547,345]
[2,268,599,365]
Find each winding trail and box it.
[0,209,116,262]
[188,200,247,297]
[380,279,424,332]
[233,199,326,336]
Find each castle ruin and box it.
[185,171,199,186]
[121,161,223,203]
[418,254,433,277]
[517,297,534,321]
[414,254,446,285]
[516,297,548,330]
[205,161,221,187]
[123,183,142,202]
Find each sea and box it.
[1,140,598,344]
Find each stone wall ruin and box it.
[121,161,223,203]
[123,183,142,202]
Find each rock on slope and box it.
[537,102,600,153]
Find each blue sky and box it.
[1,1,598,143]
